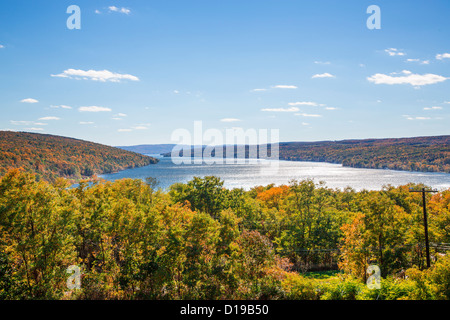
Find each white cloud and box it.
[95,9,101,14]
[406,58,430,65]
[11,121,33,125]
[301,122,310,126]
[423,106,443,110]
[118,129,132,132]
[314,61,331,65]
[10,120,47,126]
[312,73,335,79]
[288,102,322,107]
[50,105,72,109]
[38,116,60,121]
[0,45,4,49]
[80,121,94,125]
[403,115,432,120]
[79,106,112,112]
[220,118,241,122]
[367,70,447,87]
[51,69,139,82]
[385,48,406,56]
[295,113,322,118]
[261,107,299,112]
[115,113,127,117]
[108,6,131,14]
[272,85,298,89]
[436,53,450,60]
[325,107,338,110]
[132,126,149,130]
[21,98,39,104]
[25,127,44,131]
[250,88,267,92]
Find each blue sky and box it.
[0,0,449,146]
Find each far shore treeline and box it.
[160,135,450,174]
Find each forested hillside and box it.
[1,171,450,300]
[279,135,450,173]
[0,131,158,182]
[164,135,450,173]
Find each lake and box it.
[98,155,450,191]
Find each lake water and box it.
[98,155,450,191]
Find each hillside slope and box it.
[0,131,159,182]
[161,135,450,173]
[279,135,450,173]
[118,144,177,155]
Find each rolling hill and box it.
[157,135,450,173]
[0,131,159,182]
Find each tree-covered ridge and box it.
[0,131,158,182]
[163,135,450,173]
[1,170,450,300]
[279,135,450,173]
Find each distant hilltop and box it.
[0,131,159,182]
[121,135,450,174]
[118,144,179,155]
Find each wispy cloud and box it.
[250,88,267,92]
[288,101,323,107]
[220,118,241,122]
[11,120,36,126]
[403,115,432,120]
[436,53,450,60]
[108,6,131,14]
[385,48,406,56]
[312,73,335,79]
[112,113,127,120]
[21,98,39,104]
[271,85,298,89]
[314,61,331,65]
[295,113,322,118]
[406,58,430,65]
[80,121,94,125]
[132,126,149,130]
[38,116,60,121]
[25,127,44,131]
[118,129,132,132]
[367,70,447,87]
[0,44,4,49]
[51,69,139,82]
[261,107,299,112]
[50,105,72,109]
[423,106,443,110]
[79,106,112,112]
